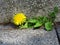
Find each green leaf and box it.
[20,22,28,29]
[38,16,49,24]
[48,6,58,22]
[54,6,58,13]
[49,12,56,18]
[43,16,49,23]
[37,16,44,24]
[38,16,44,21]
[45,22,53,31]
[28,19,37,23]
[28,22,35,28]
[34,21,42,28]
[49,11,56,22]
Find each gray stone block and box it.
[0,29,59,45]
[55,25,60,41]
[0,0,60,23]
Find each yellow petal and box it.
[12,13,27,25]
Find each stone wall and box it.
[0,0,60,23]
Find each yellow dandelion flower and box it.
[12,13,26,25]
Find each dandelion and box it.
[12,13,26,25]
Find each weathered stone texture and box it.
[0,29,59,45]
[0,0,60,23]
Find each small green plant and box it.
[28,18,37,23]
[48,6,58,22]
[14,6,59,31]
[49,11,56,22]
[54,6,59,13]
[34,21,43,28]
[20,22,28,29]
[45,22,53,31]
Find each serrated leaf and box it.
[37,16,44,24]
[45,22,53,31]
[34,22,42,28]
[28,19,37,23]
[20,22,28,29]
[49,12,56,18]
[43,16,49,23]
[49,11,56,22]
[28,22,35,28]
[54,6,58,13]
[38,16,44,21]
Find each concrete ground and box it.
[55,24,60,44]
[0,25,59,45]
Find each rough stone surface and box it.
[0,29,59,45]
[55,25,60,41]
[0,0,60,23]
